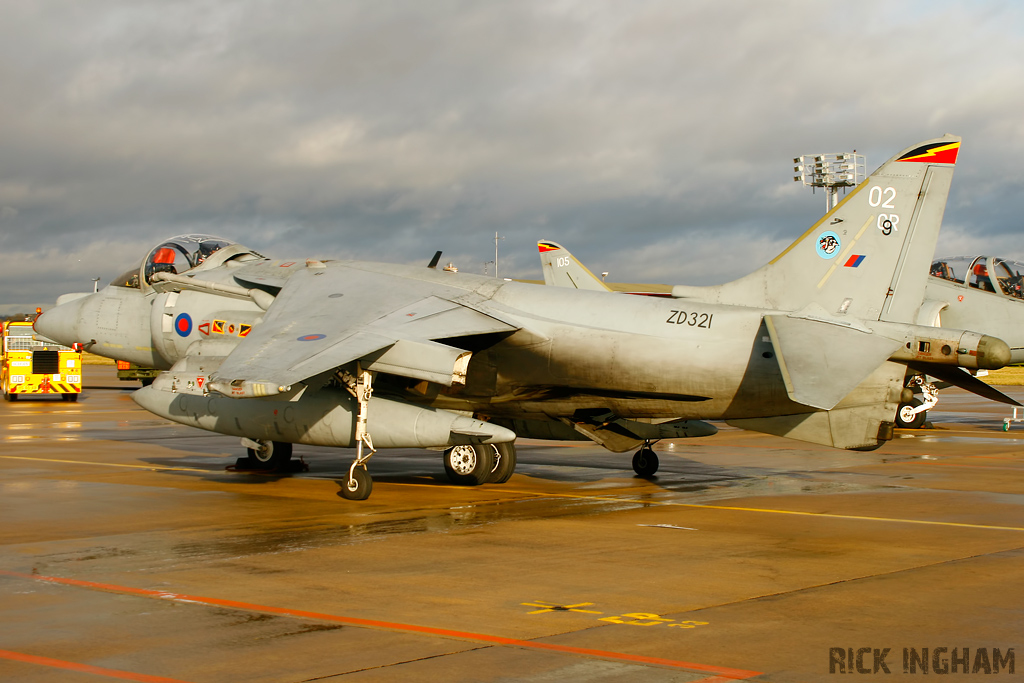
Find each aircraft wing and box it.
[208,265,519,397]
[764,312,903,411]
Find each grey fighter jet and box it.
[891,255,1024,427]
[36,135,1012,501]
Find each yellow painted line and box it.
[486,487,1024,533]
[5,456,1022,532]
[0,454,212,474]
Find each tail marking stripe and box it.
[817,217,874,289]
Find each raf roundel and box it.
[174,313,193,337]
[816,231,841,260]
[297,333,326,342]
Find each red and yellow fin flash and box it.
[537,241,560,253]
[896,141,960,165]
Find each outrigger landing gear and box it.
[895,376,939,429]
[632,441,659,477]
[340,366,375,501]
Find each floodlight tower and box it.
[793,152,866,213]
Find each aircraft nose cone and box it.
[34,296,86,346]
[976,335,1012,370]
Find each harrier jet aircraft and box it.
[36,135,1013,501]
[896,255,1024,427]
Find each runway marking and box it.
[492,488,1024,532]
[4,454,1022,532]
[520,601,709,629]
[0,570,760,680]
[0,648,191,682]
[903,460,1024,471]
[522,600,603,614]
[0,454,213,473]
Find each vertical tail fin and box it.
[672,135,961,323]
[537,241,612,291]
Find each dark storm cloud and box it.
[2,1,1024,311]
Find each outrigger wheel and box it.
[632,445,659,477]
[443,444,496,485]
[245,440,293,470]
[340,466,372,501]
[895,399,926,429]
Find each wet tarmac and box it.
[2,366,1023,682]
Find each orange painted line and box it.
[0,648,191,682]
[0,570,758,679]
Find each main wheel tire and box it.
[62,393,79,402]
[3,392,16,402]
[246,440,293,470]
[140,378,154,387]
[896,399,926,429]
[632,447,659,477]
[443,444,496,486]
[488,442,517,484]
[340,467,373,500]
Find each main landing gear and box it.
[632,441,659,478]
[443,441,517,486]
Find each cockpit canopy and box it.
[930,256,1024,299]
[143,235,234,284]
[111,234,250,290]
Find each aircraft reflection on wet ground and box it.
[3,365,1024,682]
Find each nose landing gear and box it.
[339,367,376,501]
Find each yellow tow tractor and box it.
[1,313,82,402]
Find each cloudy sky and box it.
[3,0,1024,312]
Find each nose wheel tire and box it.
[246,440,293,470]
[444,444,496,486]
[340,467,373,500]
[632,447,659,477]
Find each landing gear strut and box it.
[896,376,939,429]
[632,441,659,477]
[340,366,375,501]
